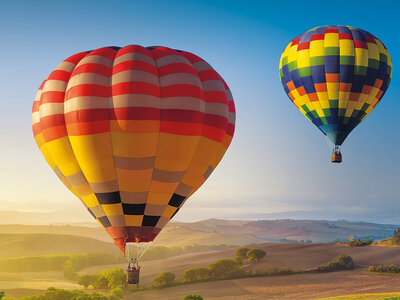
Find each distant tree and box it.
[0,291,4,300]
[236,247,250,258]
[247,248,266,263]
[208,259,239,278]
[336,255,354,269]
[63,260,79,281]
[153,271,176,286]
[184,294,204,300]
[183,268,209,282]
[78,274,98,289]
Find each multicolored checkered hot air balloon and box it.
[31,46,235,282]
[279,25,392,163]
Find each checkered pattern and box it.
[279,25,392,145]
[32,46,235,254]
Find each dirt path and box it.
[126,271,400,300]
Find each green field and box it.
[0,270,80,290]
[317,293,400,299]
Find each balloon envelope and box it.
[279,25,392,146]
[32,45,235,253]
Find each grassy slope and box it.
[0,233,118,258]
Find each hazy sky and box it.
[0,0,399,224]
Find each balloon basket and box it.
[126,269,140,284]
[331,146,342,163]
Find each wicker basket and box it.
[126,269,140,284]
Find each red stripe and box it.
[202,126,225,142]
[161,109,203,123]
[39,114,65,130]
[65,109,109,123]
[354,40,368,49]
[180,51,202,63]
[162,84,203,99]
[198,69,220,81]
[364,35,376,44]
[39,80,46,89]
[203,114,227,129]
[112,60,157,76]
[40,91,65,104]
[291,38,300,45]
[161,122,202,135]
[115,45,153,58]
[112,82,160,97]
[72,63,112,77]
[47,70,71,82]
[297,42,310,50]
[32,123,41,136]
[150,47,177,59]
[86,47,118,60]
[42,126,68,142]
[66,84,110,99]
[158,63,197,77]
[228,101,236,113]
[204,91,227,104]
[339,33,352,40]
[311,34,324,41]
[226,123,235,136]
[67,121,110,135]
[325,29,338,33]
[112,107,160,120]
[64,51,90,63]
[32,102,40,112]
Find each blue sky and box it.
[0,0,399,223]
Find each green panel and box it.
[324,47,340,56]
[343,117,350,124]
[368,58,380,69]
[329,99,338,109]
[354,66,368,75]
[288,61,298,72]
[310,56,325,66]
[279,68,283,77]
[379,53,387,64]
[360,103,370,113]
[351,109,360,118]
[321,117,328,125]
[311,110,319,118]
[338,108,346,117]
[340,56,355,65]
[387,65,392,75]
[298,67,312,77]
[301,104,310,113]
[322,108,331,117]
[281,56,288,66]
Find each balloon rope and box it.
[138,243,152,262]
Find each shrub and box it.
[183,268,209,282]
[153,271,176,286]
[337,255,355,269]
[368,264,400,274]
[247,248,266,263]
[367,266,376,272]
[208,259,239,278]
[234,256,243,266]
[236,247,250,258]
[0,291,4,300]
[347,240,372,247]
[184,295,203,300]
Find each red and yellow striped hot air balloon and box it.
[31,46,235,281]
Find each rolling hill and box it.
[0,233,119,258]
